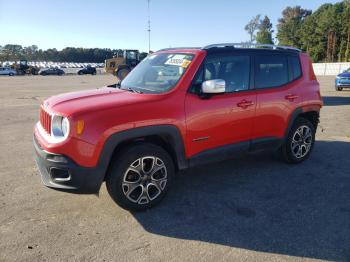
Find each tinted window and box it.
[192,55,250,93]
[290,56,302,80]
[255,55,288,88]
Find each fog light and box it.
[50,168,71,182]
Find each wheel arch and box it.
[97,125,188,181]
[285,107,320,140]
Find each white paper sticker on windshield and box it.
[181,59,191,68]
[165,55,187,66]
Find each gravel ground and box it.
[0,75,349,262]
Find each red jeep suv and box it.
[34,43,322,210]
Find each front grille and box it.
[40,106,51,134]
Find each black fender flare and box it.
[284,108,303,140]
[97,125,189,178]
[284,107,320,141]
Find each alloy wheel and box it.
[122,156,167,205]
[291,125,313,159]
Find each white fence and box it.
[313,62,350,76]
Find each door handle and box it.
[237,100,254,109]
[285,94,299,101]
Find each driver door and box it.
[185,53,256,159]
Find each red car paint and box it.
[34,48,322,169]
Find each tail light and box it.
[309,61,317,81]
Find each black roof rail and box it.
[202,43,301,52]
[156,44,301,53]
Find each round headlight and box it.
[51,115,69,139]
[61,117,69,137]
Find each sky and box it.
[0,0,339,52]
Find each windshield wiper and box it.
[121,87,143,94]
[107,81,121,88]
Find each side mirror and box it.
[201,79,226,94]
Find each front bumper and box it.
[33,136,104,194]
[336,79,350,87]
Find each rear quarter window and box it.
[255,55,289,89]
[289,56,302,80]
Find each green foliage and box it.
[256,16,274,44]
[277,1,350,62]
[0,45,124,62]
[276,6,312,48]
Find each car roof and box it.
[157,43,301,55]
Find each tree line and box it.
[0,45,128,63]
[246,0,350,62]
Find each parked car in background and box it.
[0,67,17,76]
[335,68,350,91]
[78,67,96,75]
[39,68,65,76]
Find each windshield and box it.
[121,53,194,93]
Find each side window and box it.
[290,56,302,80]
[255,55,289,88]
[191,55,250,93]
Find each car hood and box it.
[45,87,155,117]
[337,72,350,78]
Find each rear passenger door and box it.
[252,53,302,147]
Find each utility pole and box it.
[147,0,151,53]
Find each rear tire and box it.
[280,117,315,164]
[9,73,14,76]
[106,143,175,211]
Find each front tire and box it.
[335,86,343,91]
[280,117,315,164]
[106,143,175,211]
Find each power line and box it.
[147,0,151,53]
